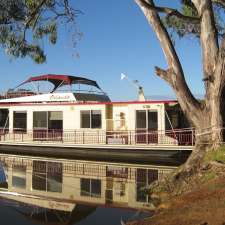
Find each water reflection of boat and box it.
[0,198,96,225]
[0,153,177,224]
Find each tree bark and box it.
[135,0,225,175]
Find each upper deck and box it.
[0,74,110,104]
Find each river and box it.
[0,151,185,224]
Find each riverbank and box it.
[128,176,225,225]
[127,148,225,225]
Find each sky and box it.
[0,0,204,101]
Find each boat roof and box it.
[16,74,101,92]
[0,99,177,106]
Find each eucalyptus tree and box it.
[135,0,225,174]
[1,0,225,176]
[0,0,79,63]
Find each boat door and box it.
[136,110,158,144]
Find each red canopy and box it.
[16,74,101,92]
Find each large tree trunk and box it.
[175,70,225,178]
[135,0,225,178]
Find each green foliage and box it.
[163,0,225,40]
[0,0,77,63]
[204,147,225,164]
[163,2,199,38]
[34,22,57,44]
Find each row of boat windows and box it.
[0,109,159,130]
[10,161,158,203]
[9,110,102,130]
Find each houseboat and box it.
[0,74,194,150]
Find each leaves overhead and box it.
[0,0,80,63]
[161,0,225,39]
[164,2,200,38]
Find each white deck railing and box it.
[0,129,195,146]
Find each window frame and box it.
[136,168,158,203]
[33,111,63,130]
[136,110,158,131]
[32,160,63,193]
[80,178,101,198]
[80,110,102,129]
[13,111,27,132]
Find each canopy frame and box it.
[15,74,102,93]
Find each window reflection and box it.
[0,162,8,189]
[136,169,158,202]
[12,165,26,189]
[80,178,101,198]
[32,161,62,193]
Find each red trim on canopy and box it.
[26,74,72,84]
[16,74,101,91]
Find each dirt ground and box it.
[127,177,225,225]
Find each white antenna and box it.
[120,73,146,101]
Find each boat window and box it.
[80,110,102,129]
[148,111,158,131]
[33,112,48,129]
[80,178,101,198]
[33,111,63,130]
[48,111,63,130]
[13,111,27,132]
[136,110,146,129]
[0,109,9,129]
[81,111,91,128]
[91,110,102,129]
[49,111,62,120]
[12,164,26,189]
[136,110,158,130]
[32,161,62,193]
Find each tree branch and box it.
[212,0,225,8]
[135,0,202,124]
[136,0,200,24]
[25,0,46,27]
[23,0,46,41]
[155,66,171,83]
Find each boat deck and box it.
[0,140,193,151]
[0,129,193,164]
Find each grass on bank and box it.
[204,146,225,164]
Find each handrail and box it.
[0,128,195,146]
